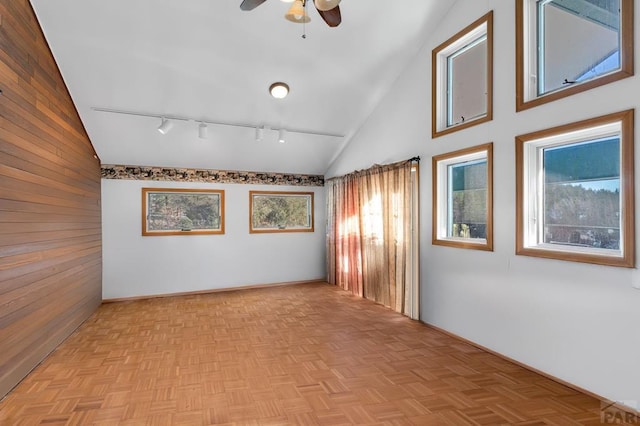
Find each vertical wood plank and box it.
[0,0,102,399]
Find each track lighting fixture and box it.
[92,107,345,141]
[198,122,208,139]
[157,117,174,135]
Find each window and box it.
[432,143,493,250]
[432,11,493,138]
[142,188,224,236]
[516,110,634,267]
[516,0,633,111]
[250,191,314,233]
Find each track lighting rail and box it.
[91,107,345,139]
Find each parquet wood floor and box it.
[0,282,633,425]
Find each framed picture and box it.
[250,191,314,233]
[142,188,224,236]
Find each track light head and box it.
[278,128,287,143]
[255,126,265,142]
[157,118,174,135]
[198,122,208,139]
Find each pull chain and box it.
[302,0,307,39]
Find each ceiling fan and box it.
[240,0,342,28]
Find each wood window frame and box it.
[515,109,635,267]
[432,143,494,251]
[515,0,634,112]
[141,188,225,236]
[249,190,315,234]
[432,11,494,138]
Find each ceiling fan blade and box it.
[240,0,267,11]
[316,5,341,27]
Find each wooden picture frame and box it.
[249,191,314,233]
[142,188,225,236]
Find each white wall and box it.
[102,179,326,299]
[326,0,640,410]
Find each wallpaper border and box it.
[101,165,325,187]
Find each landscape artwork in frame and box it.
[250,191,314,233]
[142,188,225,236]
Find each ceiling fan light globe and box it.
[285,0,311,23]
[314,0,340,11]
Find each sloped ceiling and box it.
[31,0,455,175]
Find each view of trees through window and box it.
[448,160,487,239]
[251,192,312,231]
[147,192,221,231]
[543,137,620,249]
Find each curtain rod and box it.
[326,156,420,182]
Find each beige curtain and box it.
[326,159,417,316]
[327,175,363,296]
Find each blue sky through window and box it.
[569,179,619,192]
[576,50,620,82]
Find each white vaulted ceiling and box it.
[30,0,455,175]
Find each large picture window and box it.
[432,11,493,138]
[516,110,634,266]
[516,0,634,111]
[142,188,224,236]
[250,191,314,233]
[432,143,493,251]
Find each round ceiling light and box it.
[269,82,290,99]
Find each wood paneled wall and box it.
[0,0,102,399]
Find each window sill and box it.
[433,237,492,251]
[516,244,632,268]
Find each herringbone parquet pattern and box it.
[0,283,627,425]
